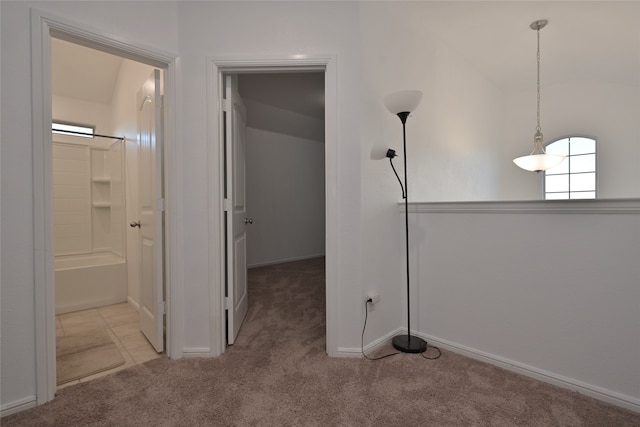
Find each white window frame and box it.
[544,136,597,200]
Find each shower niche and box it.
[90,143,125,255]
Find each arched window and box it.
[544,137,596,200]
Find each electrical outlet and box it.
[367,291,381,304]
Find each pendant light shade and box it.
[513,153,565,172]
[513,129,565,172]
[383,90,423,114]
[513,19,565,172]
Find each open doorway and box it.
[32,11,179,404]
[220,70,327,347]
[239,73,325,269]
[50,38,165,387]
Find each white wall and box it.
[175,0,363,354]
[358,1,507,348]
[502,80,640,200]
[412,200,640,410]
[1,0,179,413]
[358,0,640,411]
[2,0,639,416]
[245,127,325,267]
[53,96,113,141]
[51,143,92,255]
[242,98,324,144]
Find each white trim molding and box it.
[247,253,326,269]
[207,55,339,357]
[416,332,640,414]
[182,348,215,358]
[30,8,182,404]
[404,198,640,214]
[1,396,38,418]
[355,327,640,413]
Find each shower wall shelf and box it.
[91,148,112,251]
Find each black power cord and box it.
[361,299,400,360]
[361,299,442,361]
[387,156,407,200]
[420,343,442,360]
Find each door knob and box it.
[244,218,254,225]
[130,221,141,228]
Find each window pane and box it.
[546,139,569,155]
[52,122,94,138]
[570,172,596,192]
[570,191,596,199]
[545,156,569,175]
[570,137,596,155]
[570,154,596,173]
[546,174,569,192]
[543,136,597,200]
[546,192,569,200]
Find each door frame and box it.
[31,9,183,404]
[207,56,339,356]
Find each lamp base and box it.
[392,334,427,353]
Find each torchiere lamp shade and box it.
[383,90,423,115]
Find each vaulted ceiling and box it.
[51,2,639,108]
[416,1,639,93]
[52,38,123,104]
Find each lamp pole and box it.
[382,89,428,353]
[391,112,427,354]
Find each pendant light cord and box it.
[536,25,541,133]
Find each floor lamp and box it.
[383,90,428,354]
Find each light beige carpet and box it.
[56,328,126,385]
[5,258,640,426]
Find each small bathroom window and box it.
[52,121,95,138]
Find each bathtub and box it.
[55,253,128,314]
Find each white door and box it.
[225,74,249,344]
[137,69,164,352]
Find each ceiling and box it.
[416,1,640,92]
[51,39,326,118]
[52,38,123,104]
[238,73,325,119]
[51,2,639,107]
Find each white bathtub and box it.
[55,253,128,314]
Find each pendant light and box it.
[513,19,565,172]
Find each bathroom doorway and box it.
[51,38,164,387]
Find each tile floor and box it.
[56,302,161,389]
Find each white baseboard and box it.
[182,348,213,358]
[336,328,639,413]
[416,332,640,414]
[334,348,365,357]
[55,296,128,315]
[127,296,140,311]
[336,329,401,357]
[248,253,325,269]
[1,395,37,418]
